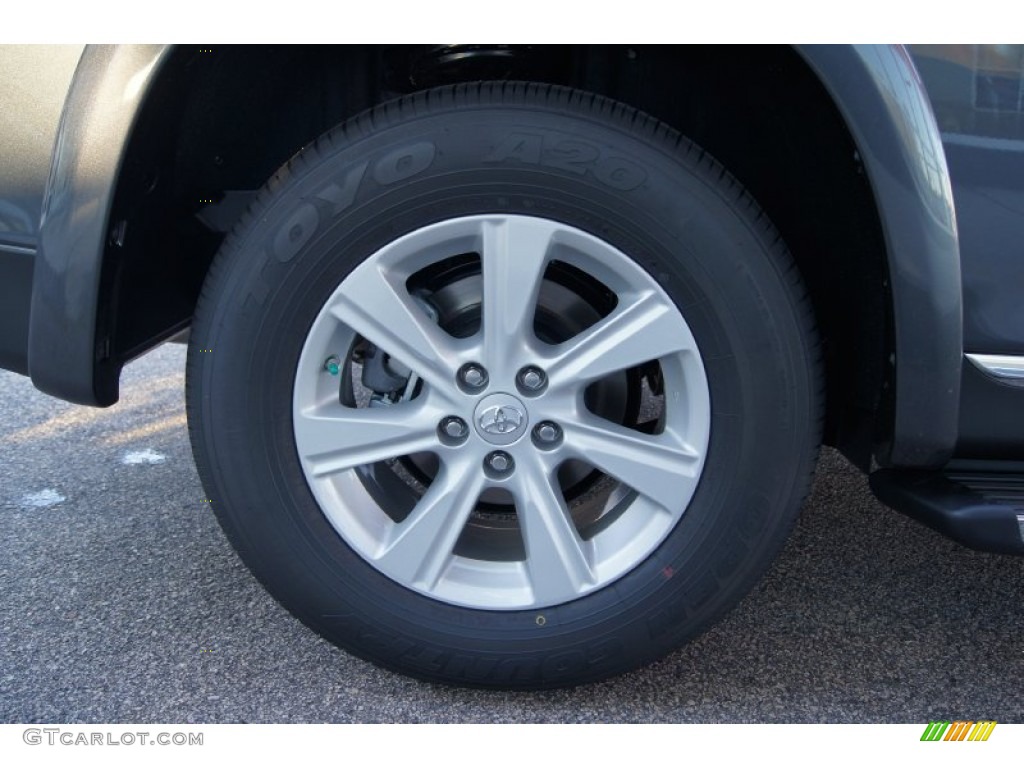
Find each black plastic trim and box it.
[870,469,1024,555]
[0,243,35,375]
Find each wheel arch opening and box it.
[105,44,891,468]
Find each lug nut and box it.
[485,451,514,474]
[441,416,468,439]
[517,366,547,392]
[533,421,561,444]
[459,363,488,389]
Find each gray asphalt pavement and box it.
[2,344,1022,723]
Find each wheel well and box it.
[105,44,890,468]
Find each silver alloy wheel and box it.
[292,214,711,610]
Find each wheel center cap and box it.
[473,393,530,446]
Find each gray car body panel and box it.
[0,45,83,245]
[0,46,83,375]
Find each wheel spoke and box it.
[480,217,556,375]
[514,456,596,603]
[295,400,440,477]
[546,290,693,387]
[329,261,460,393]
[562,414,702,513]
[374,460,485,590]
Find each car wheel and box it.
[186,82,822,689]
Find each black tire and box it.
[186,82,822,689]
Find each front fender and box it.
[30,44,172,406]
[796,44,963,468]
